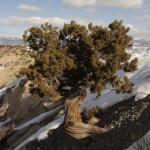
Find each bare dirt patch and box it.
[0,45,32,87]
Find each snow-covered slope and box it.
[82,44,150,109]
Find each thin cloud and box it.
[0,16,69,27]
[63,0,96,7]
[0,16,104,27]
[0,16,146,40]
[63,0,143,9]
[17,4,42,12]
[98,0,143,9]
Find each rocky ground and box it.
[25,95,150,150]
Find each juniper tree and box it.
[21,20,137,98]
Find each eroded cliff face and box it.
[0,45,32,87]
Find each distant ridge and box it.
[133,39,150,47]
[0,37,24,45]
[0,36,149,47]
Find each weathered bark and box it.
[63,95,109,139]
[64,96,83,127]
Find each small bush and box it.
[124,58,138,72]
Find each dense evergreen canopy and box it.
[21,20,137,98]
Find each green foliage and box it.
[124,58,138,72]
[121,76,134,93]
[21,20,137,98]
[23,23,59,51]
[112,76,134,93]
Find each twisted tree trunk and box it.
[63,94,109,139]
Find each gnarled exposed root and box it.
[63,94,109,139]
[65,122,109,139]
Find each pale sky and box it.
[0,0,149,40]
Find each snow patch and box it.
[0,118,11,128]
[0,76,27,99]
[15,105,64,131]
[14,115,64,150]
